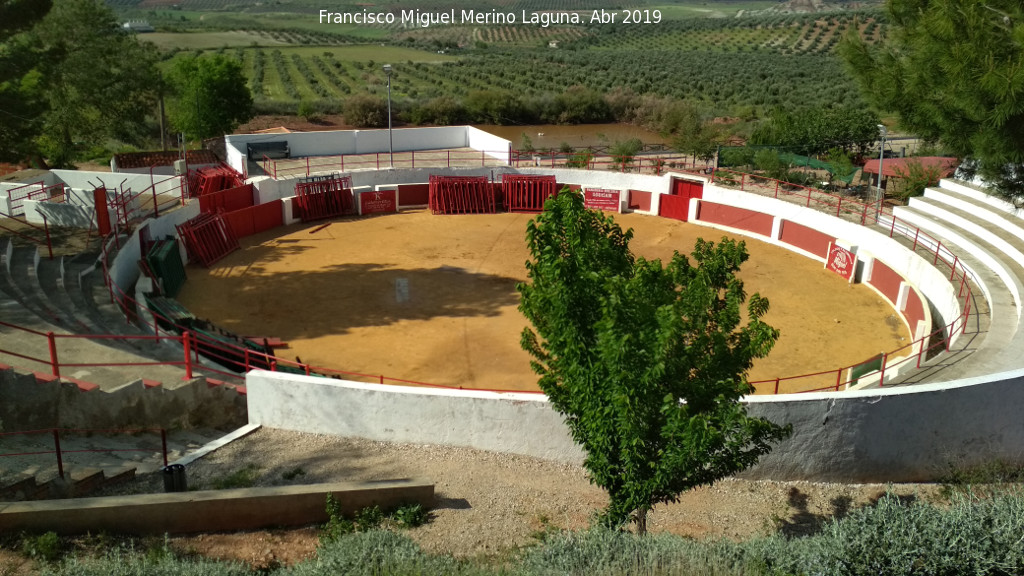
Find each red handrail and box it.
[0,207,53,259]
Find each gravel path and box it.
[112,427,942,566]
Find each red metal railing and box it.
[709,168,976,393]
[0,207,53,259]
[0,427,168,480]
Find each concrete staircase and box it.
[0,424,226,501]
[0,237,237,391]
[888,179,1024,382]
[0,233,248,500]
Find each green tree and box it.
[750,106,880,156]
[0,0,51,163]
[609,138,643,169]
[168,54,254,140]
[343,93,388,128]
[839,1,1024,205]
[30,0,161,166]
[669,106,722,166]
[518,192,790,533]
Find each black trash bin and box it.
[162,464,188,493]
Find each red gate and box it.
[175,212,239,267]
[294,175,354,221]
[659,177,704,222]
[502,174,557,212]
[428,175,495,214]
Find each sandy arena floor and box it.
[177,210,909,394]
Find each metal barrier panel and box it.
[428,175,494,215]
[175,213,240,268]
[502,174,556,213]
[294,176,354,221]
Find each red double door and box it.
[658,178,704,221]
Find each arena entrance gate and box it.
[294,174,355,221]
[428,175,496,214]
[175,212,240,267]
[502,174,557,212]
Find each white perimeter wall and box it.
[248,371,582,462]
[226,127,511,174]
[247,366,1024,482]
[239,167,1005,482]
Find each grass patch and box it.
[211,464,260,489]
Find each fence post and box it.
[878,352,888,386]
[447,150,450,167]
[47,331,59,377]
[306,156,310,177]
[950,255,959,280]
[917,336,925,368]
[379,375,384,384]
[340,154,345,172]
[835,368,842,391]
[53,429,64,479]
[161,429,168,467]
[958,269,967,297]
[774,180,779,198]
[182,331,193,379]
[774,378,780,394]
[933,241,942,265]
[40,213,53,260]
[244,348,250,372]
[153,187,159,219]
[377,153,380,170]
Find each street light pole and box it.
[383,64,393,169]
[876,124,887,206]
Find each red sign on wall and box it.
[825,243,856,282]
[584,188,621,212]
[360,189,397,215]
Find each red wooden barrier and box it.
[502,174,557,212]
[175,212,239,267]
[294,175,354,221]
[428,175,495,214]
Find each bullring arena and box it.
[2,125,1024,504]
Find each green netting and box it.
[718,146,858,184]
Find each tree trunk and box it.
[636,507,648,535]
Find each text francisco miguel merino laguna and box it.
[319,8,662,27]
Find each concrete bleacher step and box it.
[1,241,62,327]
[35,253,95,334]
[892,204,1022,378]
[925,185,1024,245]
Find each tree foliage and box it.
[168,54,254,140]
[839,0,1024,204]
[0,0,52,163]
[30,0,160,166]
[343,93,388,128]
[750,105,880,156]
[669,105,722,165]
[518,192,790,532]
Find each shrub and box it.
[211,465,260,490]
[390,503,429,529]
[22,531,62,562]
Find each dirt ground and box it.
[0,428,942,573]
[177,210,909,394]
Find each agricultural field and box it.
[113,0,887,120]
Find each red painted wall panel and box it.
[904,287,925,329]
[398,184,429,206]
[199,184,254,214]
[696,202,774,236]
[223,200,282,239]
[628,189,652,211]
[778,221,834,258]
[659,194,690,221]
[869,260,903,304]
